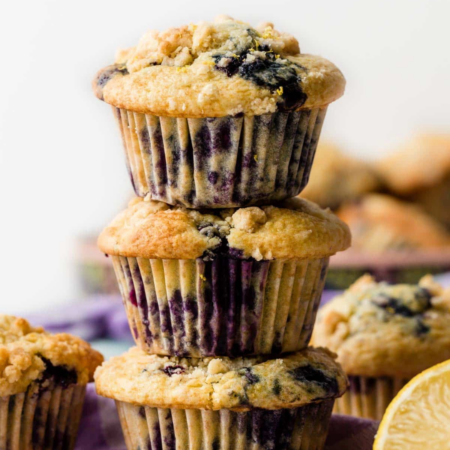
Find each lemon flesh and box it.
[374,360,450,450]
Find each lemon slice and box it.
[374,360,450,450]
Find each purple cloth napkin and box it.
[78,385,377,450]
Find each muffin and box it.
[0,315,103,449]
[336,194,450,252]
[300,142,379,210]
[98,196,351,357]
[312,275,450,420]
[93,15,346,208]
[95,346,347,450]
[378,134,450,228]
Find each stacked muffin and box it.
[93,16,351,449]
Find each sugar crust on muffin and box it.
[93,16,345,117]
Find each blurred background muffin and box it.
[378,134,450,229]
[300,142,380,210]
[336,194,450,252]
[312,275,450,420]
[296,137,450,289]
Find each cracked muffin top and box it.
[336,194,450,252]
[312,275,450,378]
[95,346,347,410]
[0,315,103,397]
[98,197,351,261]
[93,15,345,117]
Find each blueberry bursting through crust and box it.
[212,45,307,112]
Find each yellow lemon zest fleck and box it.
[262,27,275,39]
[199,274,207,282]
[177,64,190,72]
[203,60,215,66]
[275,54,280,59]
[254,154,258,162]
[276,86,284,96]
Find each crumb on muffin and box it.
[93,16,345,117]
[0,315,103,397]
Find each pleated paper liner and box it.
[116,399,334,450]
[333,375,409,421]
[113,107,327,208]
[111,256,329,357]
[0,383,86,450]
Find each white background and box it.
[0,0,449,314]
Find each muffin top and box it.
[0,315,103,397]
[98,197,351,261]
[378,134,450,195]
[336,194,450,252]
[95,346,347,410]
[312,275,450,378]
[300,142,379,210]
[93,15,345,117]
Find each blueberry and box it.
[289,364,338,396]
[272,379,282,396]
[39,357,78,389]
[240,367,260,384]
[94,64,128,100]
[161,365,185,376]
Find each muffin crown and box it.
[95,346,347,410]
[98,197,351,261]
[312,275,450,378]
[0,315,103,397]
[93,16,345,117]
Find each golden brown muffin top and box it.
[312,275,450,378]
[0,315,103,397]
[336,194,450,252]
[98,197,351,261]
[300,142,380,210]
[95,346,347,411]
[378,134,450,195]
[93,16,345,117]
